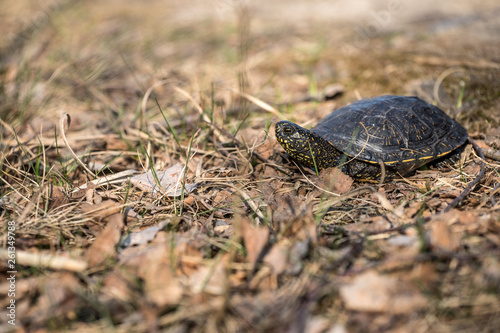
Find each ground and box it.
[1,0,500,332]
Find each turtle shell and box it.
[311,95,468,175]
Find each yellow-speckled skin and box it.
[275,121,343,170]
[275,95,468,178]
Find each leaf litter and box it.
[1,0,500,332]
[130,163,198,197]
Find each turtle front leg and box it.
[343,160,398,180]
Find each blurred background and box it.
[1,0,499,133]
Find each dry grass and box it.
[1,1,500,332]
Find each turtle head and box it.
[275,120,341,171]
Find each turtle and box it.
[275,95,469,179]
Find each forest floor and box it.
[1,0,500,332]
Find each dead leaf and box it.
[427,212,460,252]
[249,265,277,290]
[120,243,184,307]
[262,163,280,179]
[105,134,130,150]
[213,190,233,207]
[474,141,491,149]
[281,210,317,243]
[29,273,81,325]
[214,224,234,238]
[173,232,206,276]
[87,208,125,268]
[347,215,391,234]
[212,190,235,217]
[264,190,305,231]
[184,195,195,205]
[121,221,168,247]
[304,316,333,333]
[263,242,289,275]
[142,251,183,307]
[46,184,69,210]
[187,254,228,295]
[130,163,197,197]
[411,262,440,289]
[315,167,353,194]
[119,244,160,276]
[255,139,279,160]
[457,211,479,224]
[101,270,134,302]
[340,271,428,313]
[81,200,122,221]
[240,217,269,267]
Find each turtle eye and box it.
[283,126,294,135]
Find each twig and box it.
[315,186,377,215]
[483,148,500,161]
[70,170,138,192]
[59,113,96,178]
[142,80,169,119]
[231,89,284,119]
[0,249,87,272]
[443,139,486,212]
[433,67,464,106]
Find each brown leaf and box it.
[240,217,269,267]
[213,190,233,207]
[81,200,122,221]
[411,262,440,289]
[46,184,69,210]
[82,200,123,234]
[281,210,317,243]
[427,212,460,252]
[255,139,280,160]
[187,254,229,295]
[267,192,304,230]
[457,211,480,224]
[340,271,428,313]
[173,232,206,276]
[214,224,234,238]
[212,190,237,218]
[120,243,184,307]
[29,273,81,325]
[474,140,491,149]
[105,134,130,150]
[119,244,161,275]
[142,249,183,307]
[101,270,134,302]
[263,242,289,275]
[86,206,124,268]
[249,265,276,290]
[183,195,195,206]
[346,215,391,234]
[315,167,353,194]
